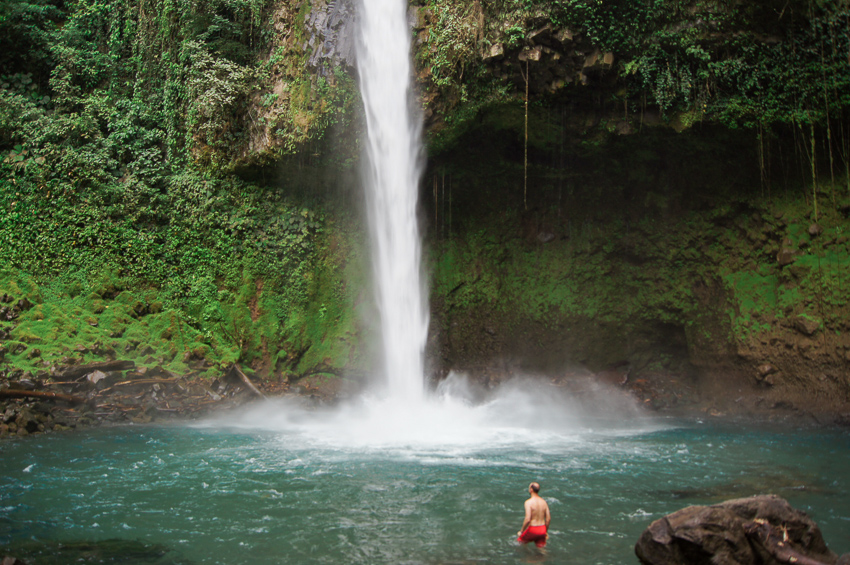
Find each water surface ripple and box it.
[2,395,848,564]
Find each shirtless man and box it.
[517,482,551,548]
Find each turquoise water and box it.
[1,391,849,565]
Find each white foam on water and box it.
[204,373,662,456]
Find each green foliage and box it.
[432,193,850,354]
[424,2,480,90]
[421,0,850,133]
[0,167,364,376]
[0,0,370,380]
[0,0,65,82]
[184,39,262,153]
[0,73,51,107]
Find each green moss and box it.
[0,207,368,379]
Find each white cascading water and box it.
[356,0,428,401]
[207,1,656,448]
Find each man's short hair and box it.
[530,482,540,493]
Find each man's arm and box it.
[518,500,532,535]
[544,503,551,527]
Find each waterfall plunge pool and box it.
[2,381,849,564]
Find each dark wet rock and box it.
[794,316,821,337]
[754,364,778,386]
[53,360,135,381]
[6,538,173,564]
[519,45,543,62]
[131,406,155,424]
[85,370,109,387]
[777,247,797,266]
[0,305,18,321]
[483,42,504,62]
[125,366,149,379]
[787,264,810,280]
[0,358,281,436]
[537,231,556,243]
[14,379,36,391]
[596,362,631,387]
[305,0,356,71]
[15,407,40,434]
[616,121,634,135]
[635,495,839,565]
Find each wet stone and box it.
[794,316,820,336]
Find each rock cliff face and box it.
[406,1,850,419]
[1,0,846,417]
[235,0,850,418]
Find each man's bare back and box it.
[517,482,551,547]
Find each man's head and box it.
[529,482,540,494]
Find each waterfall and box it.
[356,0,428,401]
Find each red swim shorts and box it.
[517,525,548,547]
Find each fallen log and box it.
[53,360,135,381]
[233,364,267,399]
[0,389,87,404]
[96,378,178,395]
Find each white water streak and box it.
[357,0,428,401]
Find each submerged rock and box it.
[635,495,841,565]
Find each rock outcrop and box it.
[635,495,843,565]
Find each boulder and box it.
[518,46,542,62]
[777,247,797,266]
[635,495,839,565]
[483,42,504,63]
[794,316,821,336]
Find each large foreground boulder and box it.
[635,495,843,565]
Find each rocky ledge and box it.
[0,361,306,438]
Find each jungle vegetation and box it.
[0,0,848,381]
